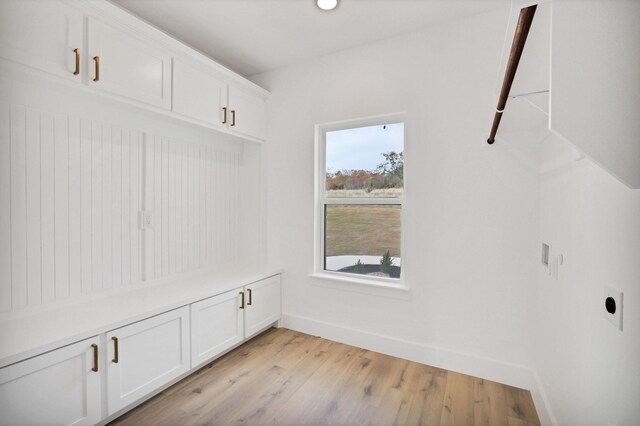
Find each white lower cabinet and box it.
[190,289,244,368]
[106,306,190,415]
[190,275,281,368]
[0,336,102,426]
[0,274,280,425]
[245,275,281,338]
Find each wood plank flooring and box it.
[110,328,541,426]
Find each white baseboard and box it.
[282,313,556,426]
[529,369,558,426]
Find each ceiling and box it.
[110,0,507,77]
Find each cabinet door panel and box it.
[173,59,228,127]
[228,85,266,140]
[0,336,101,426]
[87,18,172,109]
[0,0,83,81]
[245,275,281,338]
[107,306,189,415]
[191,289,244,368]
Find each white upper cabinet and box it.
[550,0,640,188]
[0,336,102,426]
[87,17,172,109]
[0,2,267,141]
[172,58,228,128]
[229,84,267,140]
[173,58,267,140]
[0,0,83,81]
[106,307,190,415]
[245,276,281,338]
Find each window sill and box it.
[308,271,410,300]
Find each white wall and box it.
[252,6,543,393]
[535,153,640,425]
[550,0,640,189]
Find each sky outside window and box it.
[326,123,404,173]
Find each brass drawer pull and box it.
[112,336,119,363]
[230,110,236,127]
[222,107,227,124]
[247,289,252,306]
[73,48,80,75]
[239,291,245,309]
[93,56,100,82]
[91,344,98,372]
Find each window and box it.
[314,114,404,286]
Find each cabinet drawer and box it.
[106,306,189,415]
[0,336,102,426]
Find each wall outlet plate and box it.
[603,286,623,331]
[138,211,154,230]
[541,242,550,274]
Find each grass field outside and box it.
[326,188,403,198]
[325,204,401,258]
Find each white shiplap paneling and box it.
[0,88,249,314]
[143,134,241,282]
[25,108,41,306]
[10,104,27,309]
[0,105,145,312]
[0,102,10,312]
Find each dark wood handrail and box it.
[487,4,537,144]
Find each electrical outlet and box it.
[603,286,623,331]
[138,211,154,230]
[541,242,550,274]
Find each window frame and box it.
[312,113,407,291]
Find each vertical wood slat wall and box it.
[0,102,243,313]
[143,135,241,282]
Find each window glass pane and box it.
[326,123,404,198]
[324,204,401,279]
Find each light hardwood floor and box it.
[110,328,541,426]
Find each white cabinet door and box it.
[106,306,189,415]
[0,336,102,426]
[87,17,172,109]
[173,58,228,128]
[228,84,267,140]
[190,289,244,368]
[0,0,83,81]
[245,275,281,338]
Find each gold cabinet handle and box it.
[222,107,227,124]
[247,288,252,306]
[230,110,236,127]
[239,291,245,309]
[73,48,80,75]
[112,337,119,363]
[93,56,100,82]
[91,344,98,372]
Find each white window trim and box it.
[312,112,408,292]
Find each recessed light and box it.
[317,0,338,11]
